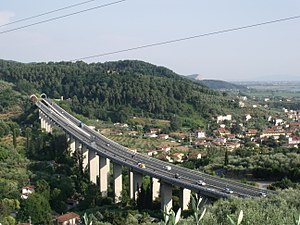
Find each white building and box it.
[21,186,34,200]
[195,130,206,138]
[245,114,252,121]
[217,115,232,123]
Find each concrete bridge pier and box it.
[152,178,160,201]
[81,144,89,171]
[129,171,143,200]
[48,119,53,133]
[160,181,172,212]
[38,110,46,130]
[44,115,53,133]
[129,171,134,199]
[133,172,143,201]
[88,149,99,184]
[179,188,191,210]
[66,133,70,142]
[39,110,49,132]
[113,163,122,203]
[99,156,109,197]
[75,139,82,154]
[69,136,76,155]
[41,117,46,131]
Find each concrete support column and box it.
[44,116,52,133]
[133,172,143,201]
[152,178,160,201]
[39,111,51,133]
[75,139,82,153]
[88,149,99,184]
[107,159,111,173]
[129,171,134,199]
[39,110,46,130]
[106,159,111,185]
[44,118,49,132]
[41,118,46,130]
[82,145,89,171]
[48,119,53,133]
[66,134,70,142]
[69,136,75,155]
[113,163,122,203]
[179,188,191,210]
[160,182,172,211]
[99,156,109,197]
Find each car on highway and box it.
[259,192,267,197]
[91,141,96,147]
[174,173,181,179]
[106,143,110,147]
[163,165,172,171]
[196,180,206,186]
[137,163,146,168]
[225,188,233,194]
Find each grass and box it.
[107,134,181,152]
[128,117,170,127]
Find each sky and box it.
[1,0,300,81]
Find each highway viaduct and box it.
[32,94,273,211]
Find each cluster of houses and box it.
[111,108,300,163]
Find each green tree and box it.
[170,116,182,131]
[227,210,243,225]
[12,128,17,149]
[0,198,20,217]
[269,177,297,190]
[17,193,52,225]
[50,188,68,214]
[35,179,50,200]
[224,149,229,166]
[25,127,32,152]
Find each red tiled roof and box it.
[291,136,300,141]
[57,212,80,223]
[290,122,300,127]
[247,129,257,133]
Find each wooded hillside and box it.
[0,59,238,122]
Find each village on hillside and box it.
[99,96,300,165]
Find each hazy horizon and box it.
[186,73,300,82]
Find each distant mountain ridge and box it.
[184,75,247,91]
[185,74,204,81]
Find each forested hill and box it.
[0,59,238,122]
[199,80,248,91]
[185,75,247,91]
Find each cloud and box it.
[0,11,15,26]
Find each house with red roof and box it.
[56,212,80,225]
[158,134,169,139]
[288,136,300,146]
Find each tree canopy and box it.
[0,59,238,123]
